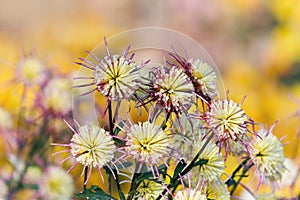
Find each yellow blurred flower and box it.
[41,77,72,115]
[39,166,74,200]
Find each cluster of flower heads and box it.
[50,38,288,199]
[0,52,77,200]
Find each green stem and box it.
[156,132,214,200]
[127,173,138,200]
[83,166,88,190]
[161,112,171,130]
[127,163,141,200]
[225,158,253,195]
[114,169,125,200]
[108,100,114,135]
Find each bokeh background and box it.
[0,0,300,199]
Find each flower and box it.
[134,179,164,200]
[0,107,13,130]
[188,59,217,99]
[167,51,218,101]
[144,66,194,114]
[24,166,42,184]
[250,127,285,187]
[70,125,116,168]
[75,38,145,100]
[41,77,72,115]
[171,114,206,160]
[190,139,225,182]
[174,189,207,200]
[227,139,249,156]
[52,124,116,184]
[204,181,230,200]
[125,121,170,175]
[205,97,249,154]
[16,56,47,85]
[39,166,74,200]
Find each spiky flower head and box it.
[125,121,170,170]
[174,189,207,200]
[39,166,74,200]
[145,66,194,114]
[52,124,116,184]
[188,59,217,99]
[167,51,218,101]
[134,179,164,200]
[70,125,116,168]
[75,38,145,100]
[204,181,230,200]
[190,139,225,182]
[206,97,249,153]
[250,127,285,187]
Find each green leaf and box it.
[173,159,186,178]
[76,185,117,200]
[193,159,208,167]
[114,121,125,135]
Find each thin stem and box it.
[161,112,171,130]
[107,100,114,195]
[127,164,140,200]
[127,173,138,200]
[108,100,114,135]
[224,158,253,195]
[156,132,215,200]
[83,167,88,190]
[230,162,254,195]
[114,169,125,200]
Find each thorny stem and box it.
[225,157,253,195]
[156,132,215,200]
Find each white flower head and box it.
[39,166,74,200]
[134,179,164,200]
[190,139,225,182]
[250,127,285,187]
[42,77,72,115]
[75,38,146,100]
[94,55,141,100]
[204,181,230,200]
[125,121,170,176]
[146,66,194,114]
[17,56,47,85]
[206,97,249,155]
[52,124,116,184]
[189,58,217,99]
[174,188,207,200]
[70,125,116,168]
[24,166,42,184]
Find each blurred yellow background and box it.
[0,0,299,198]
